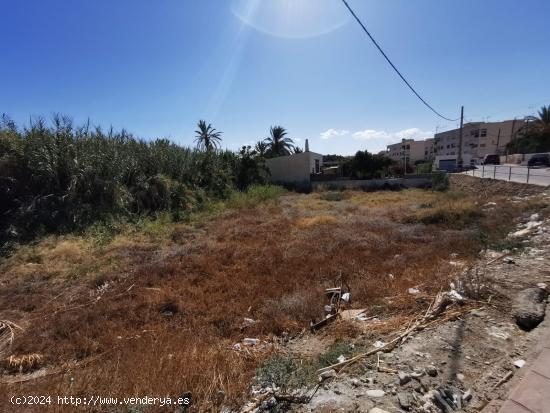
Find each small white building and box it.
[265,141,323,188]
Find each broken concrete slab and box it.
[512,287,548,331]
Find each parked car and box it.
[528,153,550,167]
[482,154,500,165]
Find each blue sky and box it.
[1,0,549,155]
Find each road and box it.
[462,164,550,187]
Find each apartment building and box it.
[433,119,525,169]
[386,138,434,164]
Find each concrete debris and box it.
[397,392,411,410]
[368,408,390,413]
[411,370,425,379]
[456,373,465,382]
[514,359,526,368]
[398,371,411,385]
[365,389,385,398]
[425,365,438,377]
[512,287,548,330]
[319,369,336,381]
[350,378,360,387]
[537,282,548,291]
[487,325,511,340]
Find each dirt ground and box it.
[248,178,550,413]
[0,176,548,412]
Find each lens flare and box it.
[231,0,349,39]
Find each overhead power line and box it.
[341,0,459,122]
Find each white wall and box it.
[265,152,323,186]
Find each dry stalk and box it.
[318,297,474,375]
[0,320,23,358]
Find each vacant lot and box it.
[0,177,546,411]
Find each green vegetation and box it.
[319,191,347,201]
[0,115,273,251]
[255,341,355,390]
[506,105,550,153]
[344,150,394,179]
[317,341,355,367]
[432,171,450,191]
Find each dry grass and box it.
[0,182,546,411]
[295,215,338,228]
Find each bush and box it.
[0,115,270,250]
[319,191,347,202]
[432,171,449,191]
[226,185,285,209]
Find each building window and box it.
[480,143,486,147]
[315,159,320,174]
[480,129,487,137]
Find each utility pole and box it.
[457,106,464,169]
[496,128,501,154]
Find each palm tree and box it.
[264,126,294,157]
[254,141,268,157]
[535,105,550,132]
[293,146,303,154]
[194,120,222,151]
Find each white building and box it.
[386,138,434,165]
[265,141,323,189]
[433,119,526,170]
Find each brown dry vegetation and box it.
[0,176,547,412]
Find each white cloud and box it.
[352,127,433,142]
[320,128,350,140]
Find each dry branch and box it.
[317,295,472,374]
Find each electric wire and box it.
[341,0,459,122]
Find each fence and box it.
[463,165,550,186]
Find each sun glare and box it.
[231,0,349,39]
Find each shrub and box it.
[319,191,347,202]
[432,171,450,191]
[226,185,285,209]
[0,115,271,250]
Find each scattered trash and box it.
[408,287,420,295]
[447,290,464,300]
[340,309,367,321]
[456,373,465,382]
[243,338,260,346]
[241,318,256,329]
[433,386,472,412]
[365,389,385,398]
[341,292,351,302]
[336,355,346,364]
[503,257,515,264]
[373,340,386,349]
[514,359,526,368]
